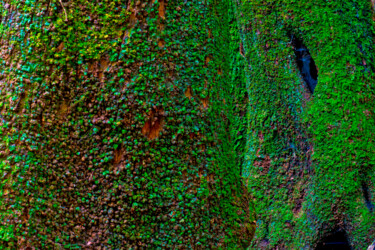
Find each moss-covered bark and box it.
[0,0,254,248]
[236,0,375,248]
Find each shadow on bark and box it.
[290,34,318,94]
[316,228,351,250]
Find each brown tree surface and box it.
[0,0,254,249]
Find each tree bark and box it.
[236,0,375,248]
[0,0,254,248]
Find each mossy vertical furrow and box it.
[236,0,375,248]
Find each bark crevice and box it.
[316,229,351,250]
[291,35,318,94]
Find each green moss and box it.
[0,0,254,248]
[236,0,375,248]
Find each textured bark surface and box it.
[0,0,254,248]
[236,0,375,249]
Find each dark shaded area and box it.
[316,229,351,250]
[291,35,318,94]
[362,182,374,212]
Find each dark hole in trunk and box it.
[291,35,318,94]
[316,229,351,250]
[362,181,374,212]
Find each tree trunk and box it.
[236,0,375,248]
[0,0,254,248]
